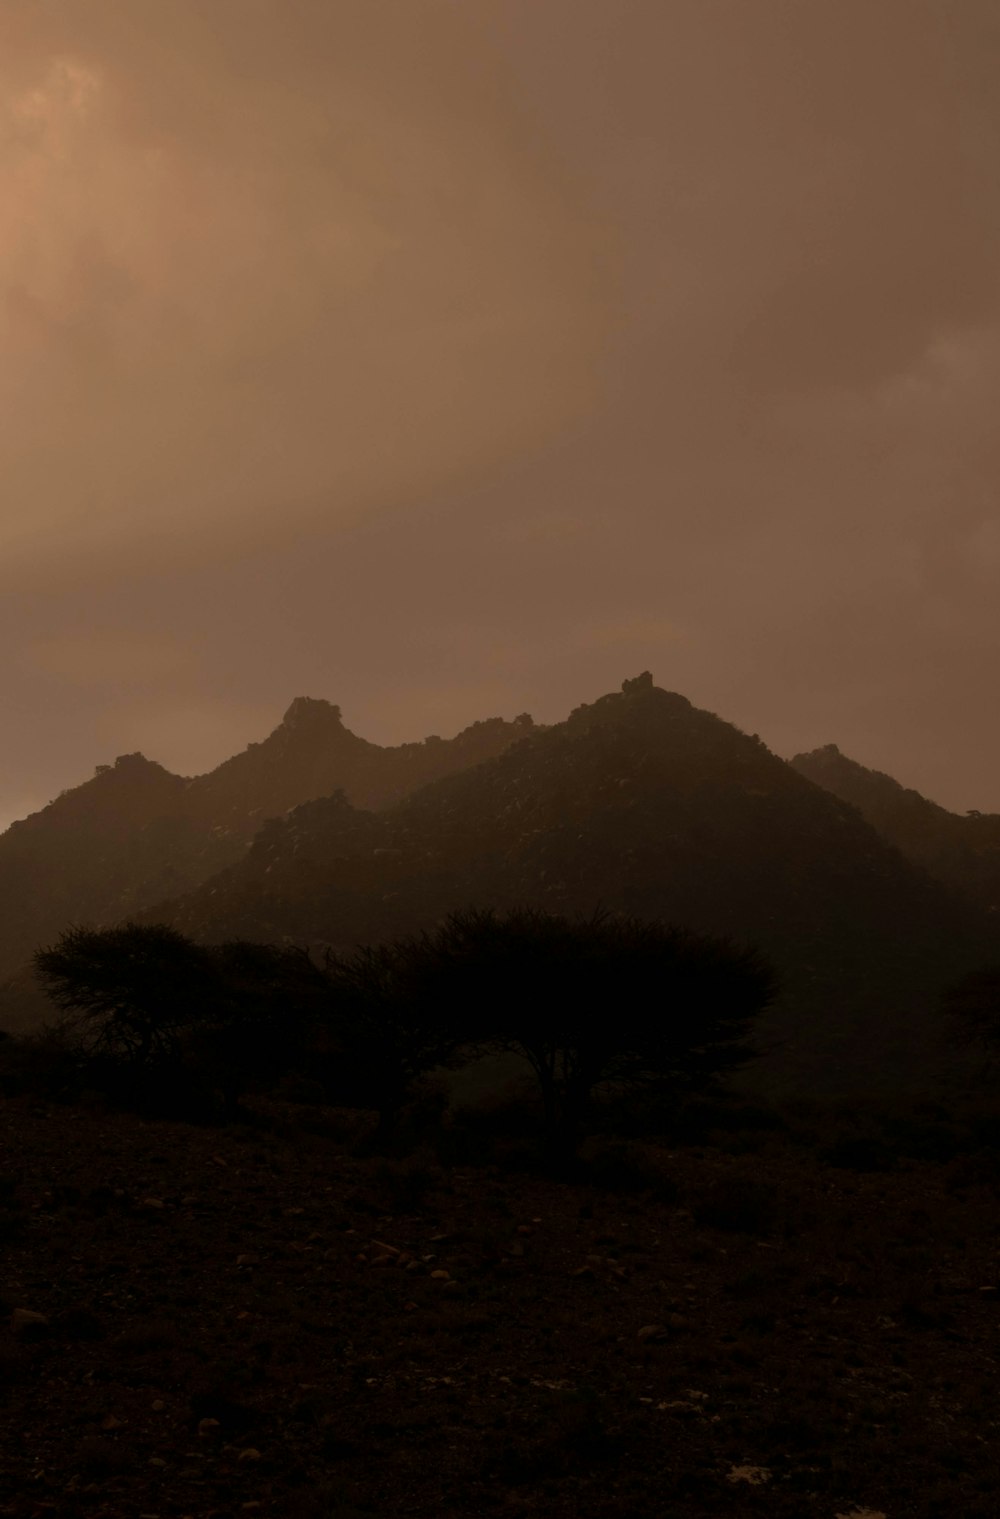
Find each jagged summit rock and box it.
[281,697,344,729]
[111,751,160,770]
[621,670,656,694]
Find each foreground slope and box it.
[5,1093,999,1519]
[0,701,532,988]
[158,677,995,1093]
[791,743,1000,913]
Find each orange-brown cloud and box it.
[3,0,1000,822]
[1,1,609,582]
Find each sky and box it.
[2,0,999,827]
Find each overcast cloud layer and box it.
[3,0,999,827]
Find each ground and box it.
[2,1093,999,1518]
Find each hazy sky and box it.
[3,0,999,827]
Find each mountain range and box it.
[791,743,1000,914]
[2,676,997,1093]
[0,699,532,986]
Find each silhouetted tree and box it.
[318,938,466,1137]
[419,907,776,1160]
[34,923,216,1069]
[192,939,330,1113]
[34,924,329,1116]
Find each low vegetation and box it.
[30,909,775,1157]
[0,897,996,1514]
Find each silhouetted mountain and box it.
[791,744,1000,914]
[0,701,533,992]
[154,677,997,1094]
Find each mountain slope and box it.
[0,700,533,986]
[790,744,1000,913]
[156,677,996,1094]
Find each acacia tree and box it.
[417,907,777,1159]
[34,922,217,1073]
[184,939,330,1113]
[34,925,327,1114]
[318,937,466,1136]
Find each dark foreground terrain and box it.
[2,1094,1000,1519]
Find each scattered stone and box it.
[10,1309,49,1338]
[101,1415,123,1431]
[727,1465,771,1485]
[236,1254,260,1268]
[148,1457,167,1467]
[198,1418,221,1437]
[141,1197,166,1210]
[637,1324,669,1344]
[405,1260,425,1274]
[237,1447,262,1462]
[430,1270,451,1281]
[151,1400,165,1412]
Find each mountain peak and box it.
[281,697,343,729]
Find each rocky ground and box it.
[2,1094,1000,1518]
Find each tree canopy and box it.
[34,922,215,1068]
[403,907,776,1155]
[33,908,776,1146]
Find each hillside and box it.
[0,701,533,989]
[3,1090,1000,1519]
[790,744,1000,913]
[155,676,997,1095]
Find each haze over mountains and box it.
[0,700,532,984]
[791,743,1000,915]
[2,676,997,1092]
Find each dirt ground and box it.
[2,1093,999,1518]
